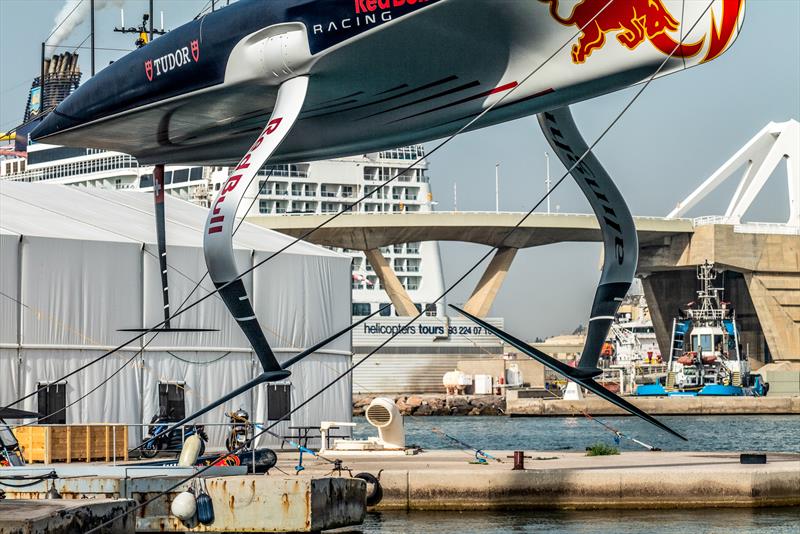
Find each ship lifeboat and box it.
[701,355,718,364]
[677,352,697,365]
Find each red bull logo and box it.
[208,117,284,235]
[542,0,744,65]
[354,0,430,14]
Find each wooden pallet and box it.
[13,425,128,464]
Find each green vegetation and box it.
[585,443,620,456]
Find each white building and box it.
[0,182,352,447]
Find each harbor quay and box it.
[353,393,800,417]
[281,450,800,511]
[506,393,800,416]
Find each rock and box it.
[406,396,423,409]
[414,403,433,416]
[448,396,469,408]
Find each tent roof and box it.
[0,182,344,258]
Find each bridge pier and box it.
[463,247,518,318]
[364,248,418,316]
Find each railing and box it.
[2,156,139,183]
[692,216,799,235]
[259,168,308,178]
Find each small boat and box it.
[636,261,768,397]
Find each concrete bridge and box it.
[253,212,694,250]
[248,120,800,362]
[249,212,799,363]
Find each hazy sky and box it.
[1,1,798,338]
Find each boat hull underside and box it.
[36,0,674,165]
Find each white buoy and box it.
[178,434,202,467]
[171,489,197,521]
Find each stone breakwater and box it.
[353,394,505,416]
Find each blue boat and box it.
[636,262,768,397]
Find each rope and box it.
[81,0,720,527]
[581,410,660,451]
[0,471,57,488]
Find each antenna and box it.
[113,9,167,48]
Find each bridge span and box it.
[250,212,694,250]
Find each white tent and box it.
[0,182,352,447]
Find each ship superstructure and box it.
[637,261,766,396]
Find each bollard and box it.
[508,450,531,470]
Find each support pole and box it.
[463,247,517,318]
[149,0,154,42]
[364,248,418,316]
[90,0,95,76]
[153,164,170,327]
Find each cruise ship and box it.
[0,140,445,318]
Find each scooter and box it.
[141,413,208,459]
[225,409,253,453]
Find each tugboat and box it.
[636,261,768,397]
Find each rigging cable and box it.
[1,170,277,423]
[581,410,660,451]
[1,0,618,414]
[45,0,85,43]
[86,1,724,529]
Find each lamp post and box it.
[545,152,551,214]
[495,163,500,213]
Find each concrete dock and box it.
[279,450,800,511]
[506,393,800,416]
[0,498,134,534]
[0,466,365,532]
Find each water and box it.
[351,508,800,533]
[344,415,800,533]
[352,415,800,453]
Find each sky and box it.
[1,0,799,339]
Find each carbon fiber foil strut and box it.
[454,106,685,440]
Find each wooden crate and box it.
[13,424,128,464]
